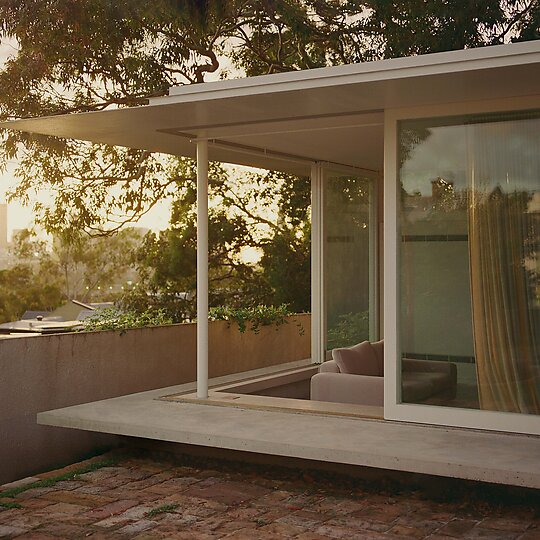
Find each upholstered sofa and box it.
[310,340,457,406]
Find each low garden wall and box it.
[0,314,310,484]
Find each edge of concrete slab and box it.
[37,384,540,490]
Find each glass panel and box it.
[324,174,374,352]
[399,111,540,415]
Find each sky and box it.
[1,164,174,241]
[0,39,30,239]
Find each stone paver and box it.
[0,450,538,539]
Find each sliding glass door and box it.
[397,110,540,420]
[323,171,378,355]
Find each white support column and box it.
[197,140,209,399]
[311,163,324,364]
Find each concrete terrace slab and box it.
[38,383,540,490]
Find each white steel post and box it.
[197,140,209,399]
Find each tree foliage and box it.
[0,0,537,234]
[0,228,142,323]
[0,263,63,323]
[122,166,311,319]
[0,0,538,317]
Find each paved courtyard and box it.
[0,450,539,539]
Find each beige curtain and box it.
[468,120,540,414]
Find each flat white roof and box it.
[2,41,540,175]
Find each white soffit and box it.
[1,41,539,175]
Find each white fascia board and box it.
[2,42,539,136]
[150,41,540,107]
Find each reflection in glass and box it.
[399,111,540,414]
[324,175,373,352]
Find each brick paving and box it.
[0,450,539,539]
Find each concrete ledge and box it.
[38,384,540,489]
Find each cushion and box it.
[333,341,380,376]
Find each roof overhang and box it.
[2,41,540,175]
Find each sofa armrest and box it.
[310,373,384,406]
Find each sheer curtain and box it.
[468,117,540,414]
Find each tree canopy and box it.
[0,227,142,322]
[0,0,538,316]
[123,166,311,319]
[0,0,537,233]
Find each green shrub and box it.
[209,304,304,334]
[80,304,304,335]
[81,307,173,333]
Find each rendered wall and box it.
[0,315,310,484]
